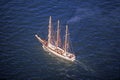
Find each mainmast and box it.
[48,16,52,46]
[64,25,69,55]
[56,20,61,47]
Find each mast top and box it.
[66,25,68,29]
[66,25,68,34]
[49,16,51,24]
[58,20,60,24]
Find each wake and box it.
[75,60,95,73]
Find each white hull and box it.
[42,45,75,62]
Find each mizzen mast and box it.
[64,25,69,55]
[48,16,52,46]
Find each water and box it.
[0,0,120,80]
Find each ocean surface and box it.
[0,0,120,80]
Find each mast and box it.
[56,20,61,47]
[64,25,69,55]
[48,16,52,46]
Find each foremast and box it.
[48,16,52,46]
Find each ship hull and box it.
[35,34,75,62]
[42,45,75,62]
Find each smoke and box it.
[67,7,101,23]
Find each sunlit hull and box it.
[42,45,75,62]
[35,35,75,62]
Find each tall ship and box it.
[35,16,76,62]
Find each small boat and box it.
[35,16,76,62]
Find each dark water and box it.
[0,0,120,80]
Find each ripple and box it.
[0,0,120,80]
